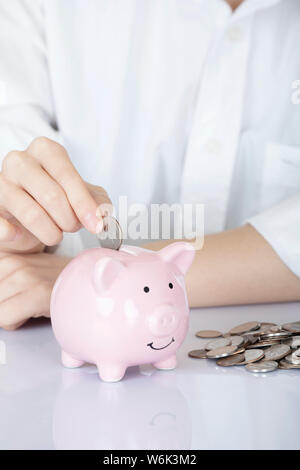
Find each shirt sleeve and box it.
[247,193,300,278]
[0,0,83,256]
[0,0,62,159]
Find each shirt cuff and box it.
[247,194,300,278]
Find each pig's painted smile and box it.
[147,337,175,350]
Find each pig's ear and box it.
[93,256,126,293]
[159,242,195,275]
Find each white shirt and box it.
[0,0,299,276]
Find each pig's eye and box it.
[169,283,173,289]
[144,286,150,293]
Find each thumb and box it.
[85,183,113,219]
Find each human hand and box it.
[0,137,111,253]
[0,251,71,330]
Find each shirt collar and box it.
[228,0,282,21]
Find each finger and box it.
[0,265,55,303]
[0,175,62,246]
[0,282,51,330]
[0,215,21,242]
[0,319,28,330]
[86,183,113,219]
[28,138,109,233]
[0,253,26,279]
[0,215,45,254]
[5,252,70,268]
[3,151,81,233]
[0,253,69,273]
[0,213,45,253]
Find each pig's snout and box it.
[147,305,181,337]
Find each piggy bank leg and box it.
[153,354,177,370]
[97,362,126,382]
[61,350,84,368]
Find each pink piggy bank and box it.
[50,242,195,382]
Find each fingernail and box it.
[96,203,113,219]
[82,211,100,233]
[95,218,104,235]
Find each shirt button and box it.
[227,25,242,42]
[204,139,222,154]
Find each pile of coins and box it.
[188,321,300,373]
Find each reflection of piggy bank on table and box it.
[51,242,194,382]
[53,370,192,450]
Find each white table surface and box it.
[1,302,300,450]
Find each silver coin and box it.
[247,340,278,349]
[261,331,291,340]
[269,325,282,333]
[227,335,244,348]
[188,349,207,359]
[242,334,258,346]
[283,336,300,349]
[263,344,290,361]
[229,321,260,335]
[216,353,245,367]
[196,330,223,338]
[282,322,300,333]
[285,349,300,365]
[251,325,273,337]
[96,216,123,250]
[246,361,278,373]
[231,347,245,356]
[240,349,265,364]
[206,345,238,359]
[279,359,300,370]
[205,337,231,351]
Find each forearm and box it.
[144,224,300,307]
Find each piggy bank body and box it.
[51,242,194,382]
